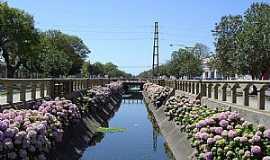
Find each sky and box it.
[6,0,270,75]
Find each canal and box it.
[80,92,174,160]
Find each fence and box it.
[151,79,270,111]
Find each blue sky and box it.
[7,0,270,75]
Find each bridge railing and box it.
[150,79,270,111]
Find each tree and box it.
[237,2,270,79]
[34,30,90,77]
[192,43,210,58]
[213,2,270,80]
[138,45,204,79]
[89,62,131,78]
[213,15,243,78]
[41,30,90,76]
[0,2,39,77]
[90,62,105,76]
[82,61,90,78]
[170,48,203,78]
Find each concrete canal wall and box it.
[48,86,123,160]
[143,92,194,160]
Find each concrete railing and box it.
[150,79,270,111]
[0,78,114,106]
[0,78,145,106]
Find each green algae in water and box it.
[97,127,127,133]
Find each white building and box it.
[201,57,223,80]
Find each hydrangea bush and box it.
[146,83,270,160]
[0,109,63,160]
[75,82,123,113]
[38,99,81,126]
[143,83,171,108]
[163,95,270,160]
[0,82,123,160]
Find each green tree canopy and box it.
[213,15,243,77]
[213,2,270,79]
[0,2,39,77]
[170,48,203,78]
[138,45,204,79]
[89,62,131,78]
[36,30,90,77]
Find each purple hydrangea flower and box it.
[200,132,209,140]
[251,145,262,155]
[217,112,227,120]
[207,138,215,145]
[214,127,223,135]
[239,136,248,143]
[204,152,213,160]
[252,135,261,143]
[219,120,229,128]
[228,112,240,121]
[264,129,270,139]
[263,156,270,160]
[0,120,8,131]
[196,120,207,129]
[228,130,237,138]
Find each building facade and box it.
[201,57,223,80]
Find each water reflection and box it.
[80,91,174,160]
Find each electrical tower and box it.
[152,22,159,77]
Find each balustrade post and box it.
[191,82,195,94]
[47,80,55,99]
[195,82,200,94]
[20,82,26,102]
[179,81,183,90]
[6,82,13,104]
[80,80,83,89]
[214,84,220,99]
[31,82,37,100]
[255,84,268,110]
[40,81,45,98]
[221,83,227,101]
[230,84,238,104]
[184,81,187,92]
[200,82,207,97]
[182,81,185,91]
[207,83,213,98]
[188,82,191,93]
[240,84,252,106]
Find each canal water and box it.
[80,95,174,160]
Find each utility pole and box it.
[152,22,159,78]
